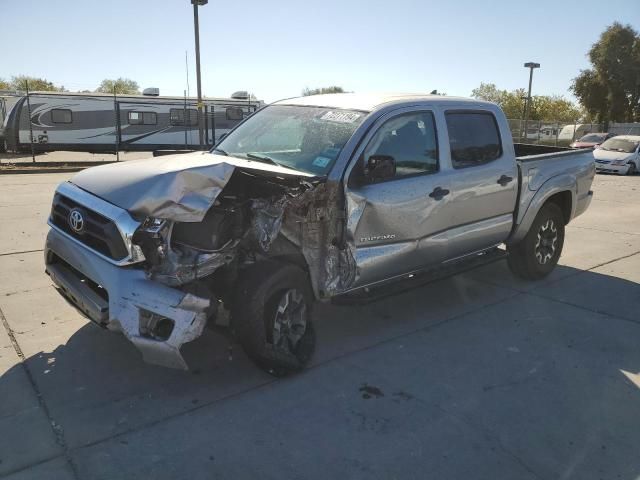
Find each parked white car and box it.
[593,135,640,175]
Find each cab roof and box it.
[273,92,495,112]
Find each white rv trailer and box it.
[0,91,22,152]
[3,90,262,153]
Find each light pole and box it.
[192,0,207,149]
[522,62,540,141]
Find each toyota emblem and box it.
[68,209,85,233]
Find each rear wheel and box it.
[507,203,565,280]
[232,261,315,376]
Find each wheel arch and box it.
[509,175,576,245]
[545,191,572,225]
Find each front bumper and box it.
[45,227,210,370]
[595,163,630,174]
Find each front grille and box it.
[50,193,128,260]
[595,160,610,164]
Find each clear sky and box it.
[1,0,639,103]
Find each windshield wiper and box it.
[212,148,228,156]
[245,152,280,166]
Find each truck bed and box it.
[514,142,572,158]
[511,143,595,239]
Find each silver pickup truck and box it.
[44,93,595,374]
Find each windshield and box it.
[579,133,606,143]
[599,138,639,153]
[213,105,366,175]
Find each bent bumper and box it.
[45,227,210,370]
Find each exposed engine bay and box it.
[130,167,357,307]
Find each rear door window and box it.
[446,112,502,168]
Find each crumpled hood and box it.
[593,149,635,162]
[70,151,316,222]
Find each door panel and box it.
[443,111,518,259]
[348,172,455,287]
[345,110,452,287]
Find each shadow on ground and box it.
[2,262,640,479]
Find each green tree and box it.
[471,83,505,104]
[532,95,583,123]
[302,86,345,96]
[0,78,10,90]
[472,82,582,121]
[96,78,140,95]
[572,70,608,122]
[10,75,65,91]
[571,22,640,123]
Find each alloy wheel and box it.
[272,289,307,353]
[534,219,558,265]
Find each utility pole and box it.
[522,62,540,141]
[113,86,120,162]
[192,0,207,149]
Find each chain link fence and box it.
[508,119,602,146]
[508,119,640,146]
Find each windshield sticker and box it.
[312,156,332,168]
[321,147,341,159]
[321,111,361,123]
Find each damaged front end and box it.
[130,163,358,301]
[47,153,358,369]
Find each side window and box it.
[128,111,142,125]
[143,112,157,125]
[51,109,72,124]
[446,112,502,168]
[129,111,157,125]
[170,108,198,126]
[363,111,438,178]
[226,106,244,121]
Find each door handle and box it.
[429,186,450,200]
[497,175,513,186]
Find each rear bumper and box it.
[45,227,210,370]
[573,190,593,220]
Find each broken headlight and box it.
[132,218,170,266]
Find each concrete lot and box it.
[0,171,639,479]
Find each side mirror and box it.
[366,154,396,182]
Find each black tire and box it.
[232,261,315,376]
[627,163,637,175]
[507,202,565,280]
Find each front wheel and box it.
[232,261,315,376]
[507,203,565,280]
[627,163,637,176]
